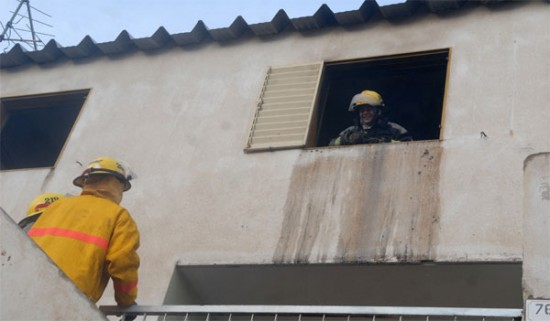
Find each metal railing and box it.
[99,305,523,321]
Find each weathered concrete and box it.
[0,209,106,321]
[523,153,550,300]
[274,141,441,263]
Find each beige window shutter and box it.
[244,62,324,152]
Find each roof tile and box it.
[59,36,101,59]
[25,40,64,64]
[209,16,250,42]
[172,21,210,45]
[289,4,337,31]
[249,10,290,36]
[134,27,174,50]
[0,0,539,69]
[95,30,136,55]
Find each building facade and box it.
[1,1,549,319]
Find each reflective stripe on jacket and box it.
[29,194,140,305]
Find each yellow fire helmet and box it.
[26,193,66,217]
[348,90,385,112]
[73,157,133,191]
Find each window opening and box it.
[0,90,89,170]
[316,49,449,147]
[245,50,449,152]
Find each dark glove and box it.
[122,313,137,321]
[341,130,363,145]
[118,302,138,321]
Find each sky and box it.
[0,0,402,52]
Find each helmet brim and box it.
[18,215,40,229]
[73,172,131,191]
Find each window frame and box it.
[245,48,451,152]
[0,89,89,171]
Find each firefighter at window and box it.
[18,193,66,232]
[329,90,412,146]
[28,157,140,317]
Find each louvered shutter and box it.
[244,62,324,152]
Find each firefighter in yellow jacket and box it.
[29,157,140,309]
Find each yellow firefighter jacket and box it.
[29,188,140,305]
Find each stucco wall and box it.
[0,1,548,306]
[0,209,107,320]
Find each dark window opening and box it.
[1,90,89,170]
[315,49,449,147]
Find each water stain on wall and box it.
[274,141,441,264]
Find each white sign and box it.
[527,300,550,321]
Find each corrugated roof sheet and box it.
[0,0,526,69]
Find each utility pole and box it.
[0,0,52,51]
